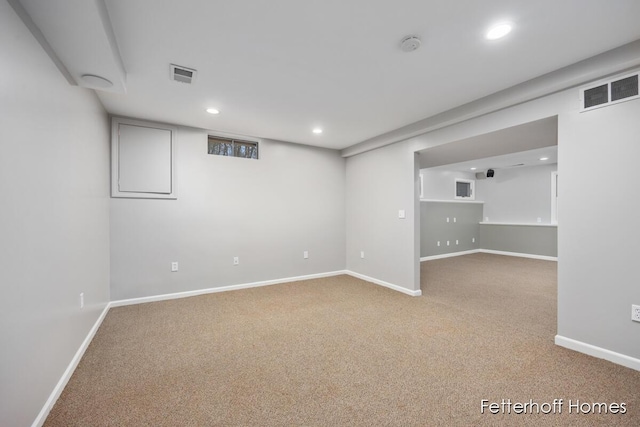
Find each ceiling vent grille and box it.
[580,71,638,112]
[170,64,197,84]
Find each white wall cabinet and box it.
[111,117,177,199]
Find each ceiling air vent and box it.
[580,71,639,112]
[170,64,197,84]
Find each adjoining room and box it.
[418,117,558,263]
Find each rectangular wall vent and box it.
[580,71,639,112]
[583,84,608,109]
[170,64,197,84]
[611,75,638,102]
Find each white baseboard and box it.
[110,270,348,307]
[555,335,640,372]
[34,268,419,425]
[345,270,422,297]
[478,249,557,261]
[420,249,557,262]
[32,303,111,427]
[420,249,480,262]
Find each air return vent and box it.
[611,75,638,102]
[580,71,638,112]
[170,64,197,84]
[583,84,608,109]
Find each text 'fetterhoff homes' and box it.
[481,399,626,415]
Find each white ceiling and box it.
[18,0,640,150]
[424,146,558,174]
[417,116,558,169]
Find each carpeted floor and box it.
[45,253,640,426]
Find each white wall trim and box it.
[420,199,485,204]
[479,222,557,227]
[110,271,348,307]
[345,271,422,296]
[32,303,111,427]
[479,249,557,262]
[420,249,481,262]
[555,335,640,372]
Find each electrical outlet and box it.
[632,305,640,322]
[446,217,449,223]
[453,217,457,223]
[360,251,365,259]
[233,257,239,265]
[456,240,459,245]
[398,210,406,219]
[472,237,475,243]
[446,241,450,246]
[537,217,542,223]
[171,262,178,272]
[79,293,84,310]
[303,251,309,259]
[437,241,440,247]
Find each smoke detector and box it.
[400,36,421,52]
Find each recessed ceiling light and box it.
[470,167,477,170]
[486,23,512,40]
[540,157,549,161]
[206,108,220,115]
[312,128,323,134]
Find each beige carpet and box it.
[45,254,640,426]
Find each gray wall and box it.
[0,3,111,426]
[479,224,557,257]
[475,163,557,223]
[345,143,420,292]
[558,99,640,360]
[420,202,482,257]
[346,76,640,364]
[110,128,346,300]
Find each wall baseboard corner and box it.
[555,335,640,372]
[345,270,421,296]
[32,303,111,427]
[420,249,480,262]
[34,268,419,425]
[110,270,349,307]
[479,249,557,261]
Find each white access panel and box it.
[118,124,171,193]
[111,117,177,199]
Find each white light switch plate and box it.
[398,210,406,219]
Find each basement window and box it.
[455,179,475,200]
[207,135,258,159]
